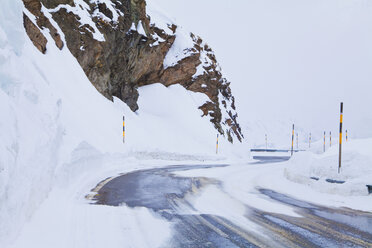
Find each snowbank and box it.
[285,138,372,196]
[9,152,177,248]
[175,144,372,217]
[0,1,244,246]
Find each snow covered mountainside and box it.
[0,0,246,246]
[22,0,242,142]
[2,0,372,247]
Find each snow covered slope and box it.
[0,1,246,245]
[2,0,371,246]
[22,0,243,142]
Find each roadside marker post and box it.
[216,134,219,154]
[291,124,294,156]
[338,102,343,173]
[323,131,326,152]
[330,131,332,147]
[123,116,125,143]
[309,133,311,148]
[346,130,348,142]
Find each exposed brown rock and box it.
[22,0,243,142]
[159,55,200,87]
[23,0,64,52]
[23,13,47,54]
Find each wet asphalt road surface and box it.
[94,163,372,247]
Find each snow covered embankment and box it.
[284,138,372,196]
[0,1,243,247]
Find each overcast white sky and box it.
[151,0,372,139]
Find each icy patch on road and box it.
[176,163,301,218]
[186,184,267,237]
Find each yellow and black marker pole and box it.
[123,116,125,143]
[309,133,311,148]
[330,131,332,147]
[338,102,343,173]
[291,124,294,156]
[346,129,348,142]
[216,134,219,154]
[323,131,326,152]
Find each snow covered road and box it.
[93,162,372,247]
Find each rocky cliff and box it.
[22,0,243,142]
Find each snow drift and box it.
[285,138,372,196]
[0,0,246,246]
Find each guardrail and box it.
[250,149,305,153]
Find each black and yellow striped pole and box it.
[309,133,311,148]
[123,116,125,143]
[216,134,219,154]
[346,129,348,142]
[338,102,343,173]
[291,124,294,156]
[330,131,332,147]
[323,131,326,152]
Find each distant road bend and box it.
[92,162,372,247]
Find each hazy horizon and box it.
[152,0,372,141]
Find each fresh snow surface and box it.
[285,138,372,196]
[163,26,195,69]
[8,155,177,248]
[175,147,372,220]
[0,1,243,246]
[146,1,174,36]
[137,21,147,37]
[1,0,372,247]
[146,1,173,46]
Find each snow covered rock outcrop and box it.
[22,0,243,142]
